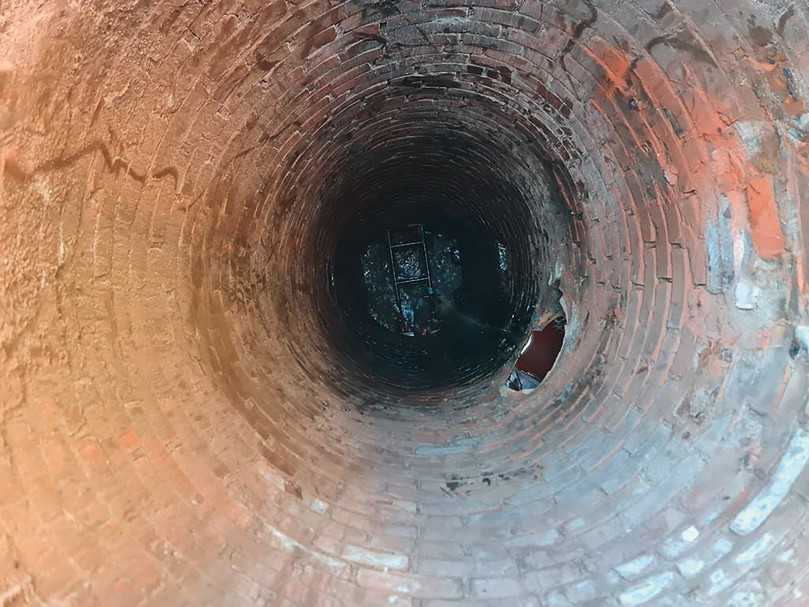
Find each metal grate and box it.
[386,224,434,335]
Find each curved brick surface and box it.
[2,1,809,606]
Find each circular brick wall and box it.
[2,1,809,606]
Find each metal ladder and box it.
[386,224,433,335]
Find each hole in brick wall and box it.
[508,314,566,392]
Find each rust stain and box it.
[587,38,789,263]
[746,175,785,259]
[585,38,632,98]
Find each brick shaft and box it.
[1,0,809,605]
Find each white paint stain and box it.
[731,428,809,535]
[269,527,346,574]
[676,557,704,578]
[619,571,675,606]
[734,532,776,566]
[615,554,655,580]
[309,498,329,514]
[343,545,409,571]
[682,526,700,542]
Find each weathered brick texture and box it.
[1,0,809,605]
